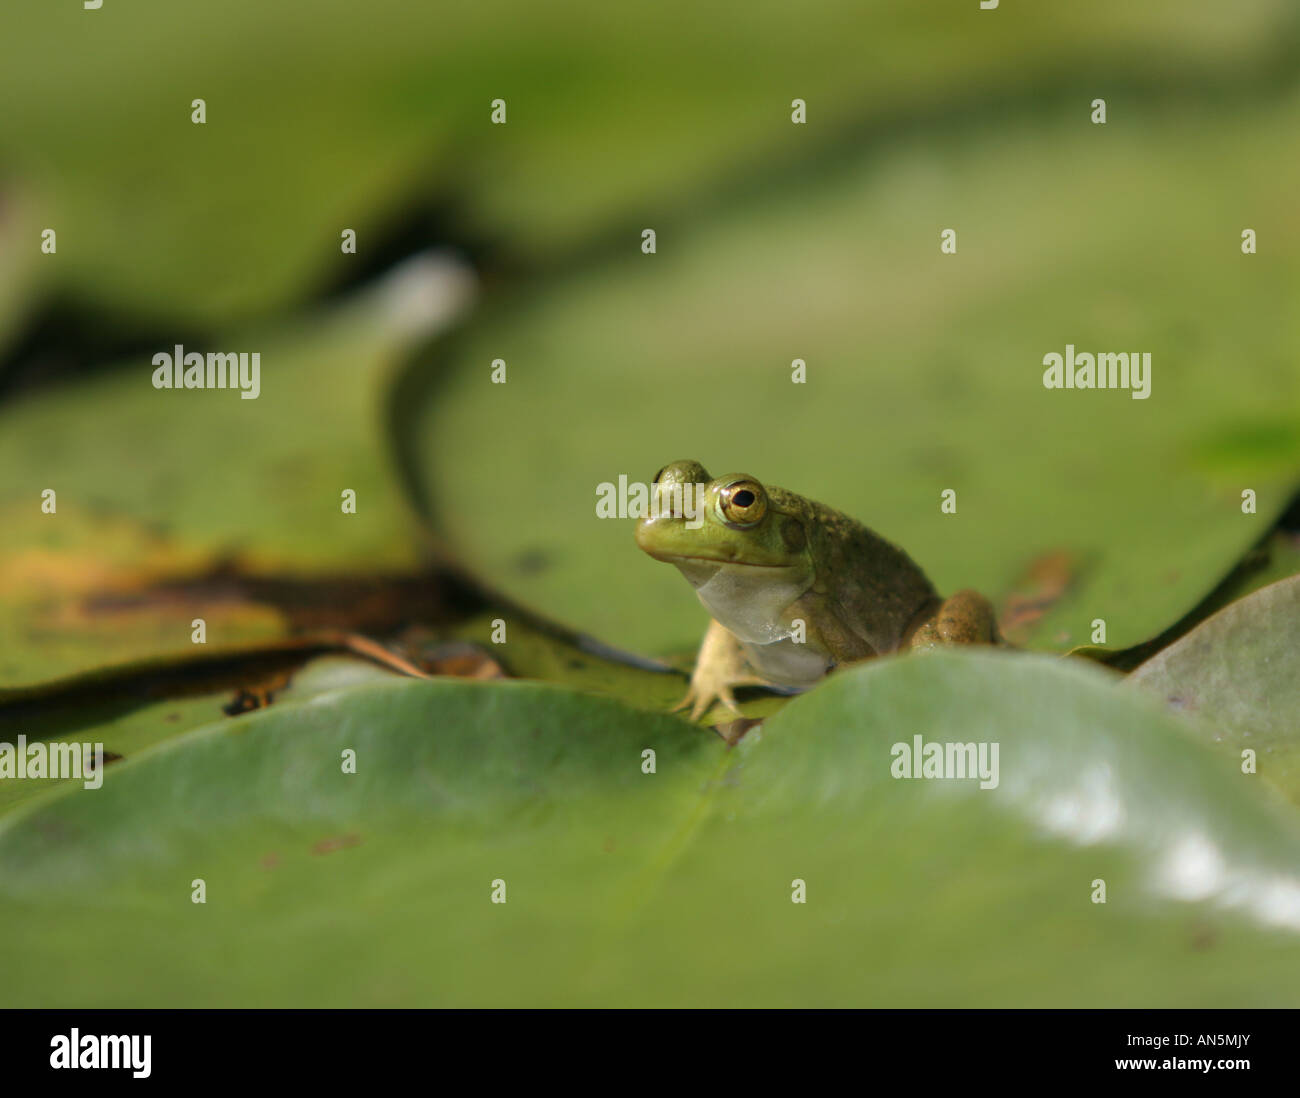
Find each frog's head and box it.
[634,460,813,590]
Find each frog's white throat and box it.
[676,560,809,646]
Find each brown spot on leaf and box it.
[86,751,124,770]
[34,817,79,842]
[998,549,1081,644]
[312,834,362,856]
[511,549,552,575]
[80,562,479,636]
[223,668,292,716]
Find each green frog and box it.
[635,460,1000,720]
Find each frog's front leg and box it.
[904,589,1001,648]
[676,619,770,721]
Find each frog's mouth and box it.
[642,550,792,570]
[635,520,794,571]
[648,553,795,591]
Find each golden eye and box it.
[720,480,766,525]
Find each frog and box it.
[634,460,1001,721]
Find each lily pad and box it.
[0,652,410,822]
[1128,574,1300,804]
[0,2,1290,324]
[0,257,472,686]
[411,87,1300,661]
[3,651,1300,1006]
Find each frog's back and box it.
[788,490,939,655]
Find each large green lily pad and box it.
[0,2,1292,325]
[4,651,1299,1006]
[0,654,409,821]
[0,257,471,686]
[413,87,1300,659]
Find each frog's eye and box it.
[719,480,767,526]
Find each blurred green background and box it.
[1,0,1299,1006]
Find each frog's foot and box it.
[673,671,770,722]
[905,589,1001,649]
[675,619,770,721]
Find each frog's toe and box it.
[670,689,699,717]
[674,675,767,722]
[673,686,736,722]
